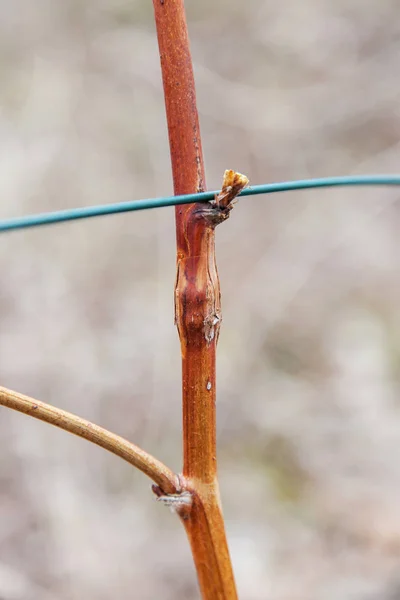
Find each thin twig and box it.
[0,386,179,495]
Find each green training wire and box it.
[1,175,400,233]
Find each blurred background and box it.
[1,1,400,598]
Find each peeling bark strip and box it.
[174,170,249,350]
[174,208,221,349]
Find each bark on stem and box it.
[152,1,240,598]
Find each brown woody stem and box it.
[152,1,243,598]
[0,386,179,494]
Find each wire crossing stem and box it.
[1,175,400,233]
[152,1,238,598]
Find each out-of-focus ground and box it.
[1,1,400,598]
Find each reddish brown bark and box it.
[152,1,239,598]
